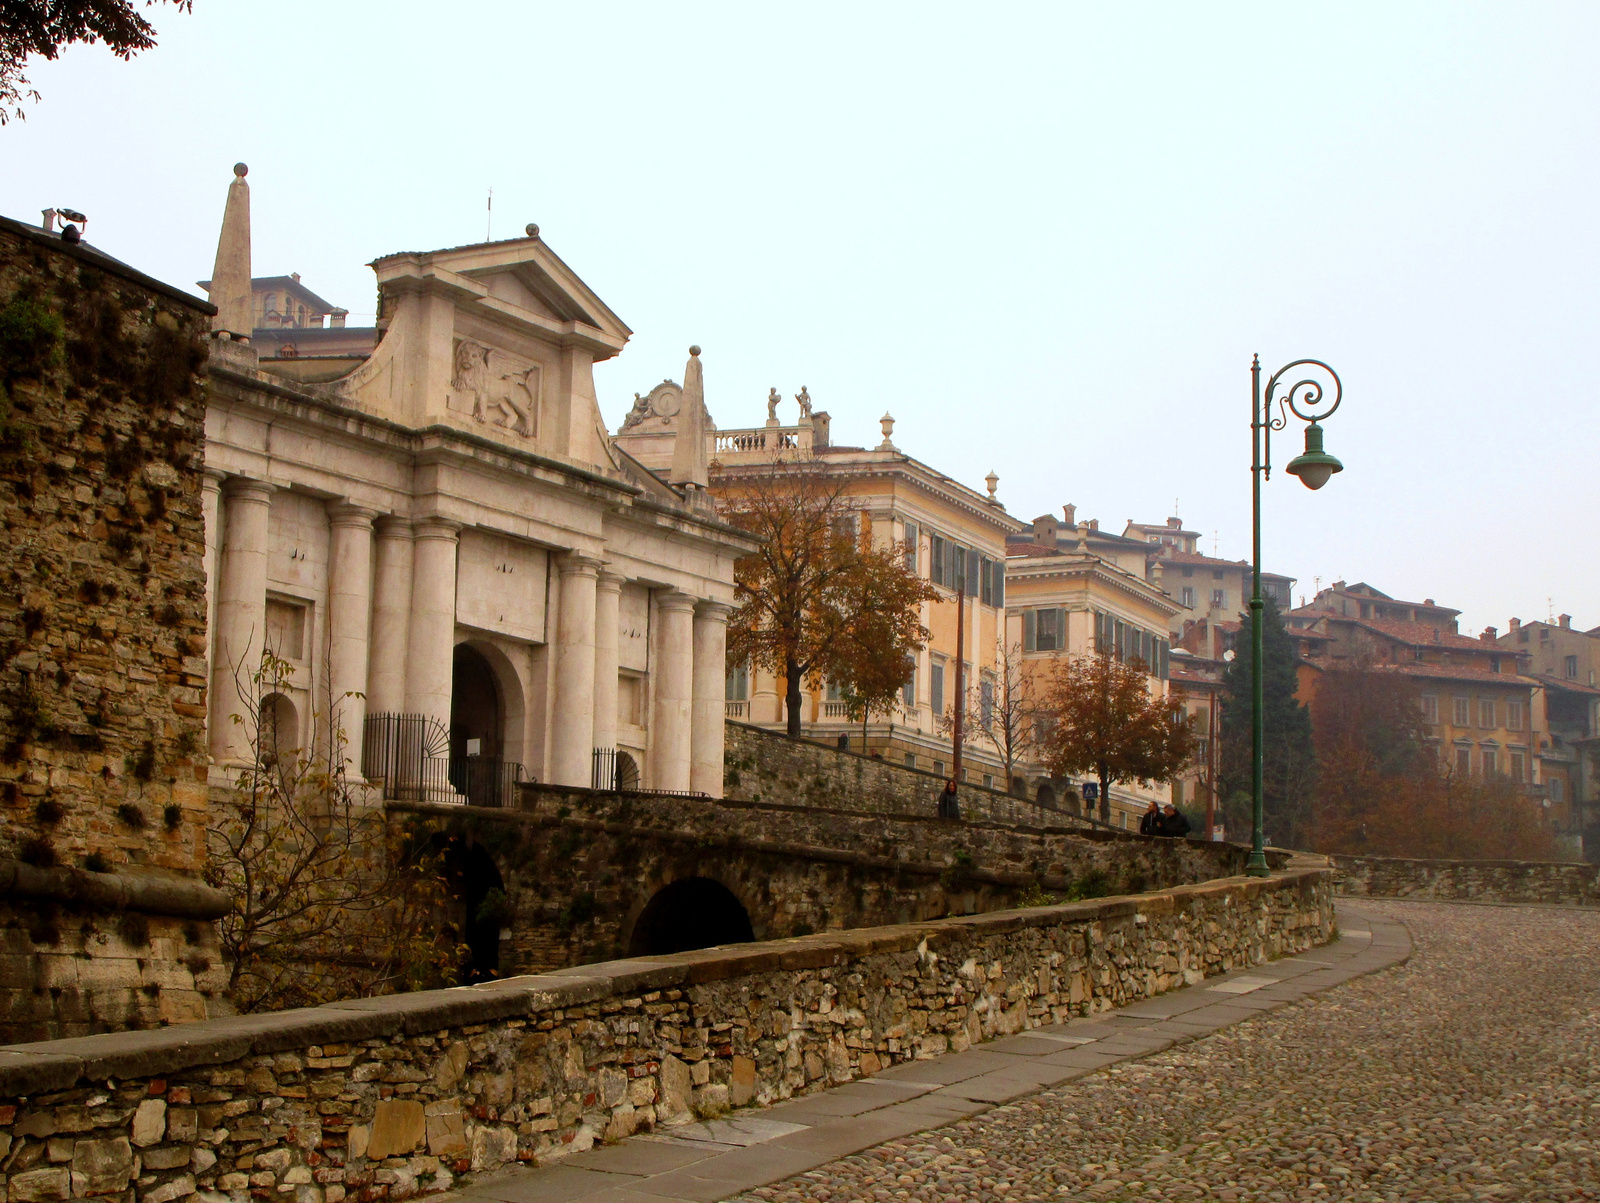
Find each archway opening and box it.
[451,644,506,805]
[615,751,640,792]
[1036,782,1057,810]
[451,840,506,983]
[628,877,753,957]
[259,693,300,769]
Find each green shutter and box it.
[1024,609,1036,652]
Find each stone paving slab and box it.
[436,903,1409,1203]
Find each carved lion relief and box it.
[449,339,540,438]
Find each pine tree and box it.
[1218,594,1316,848]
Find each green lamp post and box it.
[1247,356,1344,876]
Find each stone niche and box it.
[0,219,232,1041]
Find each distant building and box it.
[618,394,1027,784]
[1167,649,1225,835]
[198,271,376,364]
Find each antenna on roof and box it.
[486,187,493,241]
[1212,530,1218,557]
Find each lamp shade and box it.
[1285,422,1342,491]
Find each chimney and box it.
[1032,514,1058,547]
[1089,518,1099,530]
[330,308,348,329]
[41,209,56,233]
[1509,617,1520,631]
[1560,614,1572,629]
[1062,503,1076,527]
[1481,626,1498,642]
[291,272,301,282]
[1167,516,1181,529]
[1424,598,1435,606]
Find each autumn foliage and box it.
[717,456,936,737]
[1306,663,1558,861]
[1035,651,1197,823]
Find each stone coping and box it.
[1334,853,1598,872]
[0,867,1325,1098]
[0,858,231,920]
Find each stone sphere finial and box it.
[525,223,540,237]
[689,345,701,357]
[233,163,248,177]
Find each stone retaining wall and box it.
[0,868,1331,1201]
[1333,855,1599,906]
[724,721,1077,828]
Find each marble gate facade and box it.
[200,168,755,798]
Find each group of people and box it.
[1139,800,1193,839]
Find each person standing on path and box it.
[937,778,960,820]
[1139,800,1162,836]
[1158,802,1191,838]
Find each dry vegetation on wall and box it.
[1308,664,1559,861]
[0,228,211,875]
[207,654,464,1012]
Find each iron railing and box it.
[363,712,525,807]
[591,747,706,797]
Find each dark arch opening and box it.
[628,877,754,957]
[451,644,502,761]
[1036,782,1057,809]
[615,751,640,792]
[453,840,506,984]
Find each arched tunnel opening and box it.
[454,840,506,983]
[628,877,754,957]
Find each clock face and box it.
[652,386,681,418]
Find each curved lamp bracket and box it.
[1266,359,1342,426]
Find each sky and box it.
[4,3,1597,636]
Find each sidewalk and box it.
[440,903,1411,1203]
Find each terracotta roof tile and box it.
[1377,663,1540,687]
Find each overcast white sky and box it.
[5,3,1596,635]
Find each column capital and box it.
[412,518,462,542]
[695,598,736,622]
[224,477,275,504]
[657,590,699,615]
[374,515,414,538]
[327,503,380,529]
[201,468,226,490]
[596,566,626,593]
[557,551,604,578]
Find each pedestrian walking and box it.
[1138,800,1161,836]
[938,778,961,820]
[1158,802,1191,838]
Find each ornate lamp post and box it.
[1247,356,1344,876]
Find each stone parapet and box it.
[1333,855,1599,906]
[0,868,1331,1197]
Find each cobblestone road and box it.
[736,901,1600,1202]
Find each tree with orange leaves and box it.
[1034,650,1197,824]
[716,456,936,737]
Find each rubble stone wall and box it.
[0,868,1331,1200]
[0,218,229,1041]
[405,785,1278,973]
[1333,854,1599,906]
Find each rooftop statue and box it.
[796,386,813,419]
[767,387,780,421]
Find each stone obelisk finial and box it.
[208,163,253,339]
[669,345,711,490]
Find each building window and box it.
[931,661,945,716]
[1489,655,1501,673]
[1478,699,1495,729]
[1566,655,1579,680]
[1212,569,1224,580]
[826,679,843,703]
[1179,586,1195,608]
[980,675,995,725]
[982,774,993,788]
[904,753,916,769]
[264,598,308,661]
[1026,608,1064,653]
[1182,566,1194,578]
[903,522,918,574]
[1506,699,1524,730]
[1420,694,1438,723]
[1510,750,1525,781]
[933,760,944,777]
[1550,776,1564,802]
[1210,589,1225,608]
[1455,746,1471,775]
[725,662,749,701]
[1452,697,1471,727]
[1482,748,1497,776]
[901,663,916,708]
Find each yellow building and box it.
[1002,513,1185,828]
[616,388,1025,780]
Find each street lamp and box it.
[1247,356,1343,876]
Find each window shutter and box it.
[1024,609,1037,652]
[993,561,1004,607]
[966,549,980,597]
[904,522,919,574]
[929,534,944,586]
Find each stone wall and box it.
[0,218,230,1040]
[405,784,1277,975]
[1334,855,1599,906]
[0,867,1331,1200]
[724,720,1079,828]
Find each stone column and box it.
[651,591,697,792]
[200,470,224,658]
[211,479,274,763]
[403,520,460,732]
[367,519,413,717]
[550,553,601,787]
[326,504,377,770]
[592,569,624,769]
[691,600,732,798]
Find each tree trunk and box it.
[785,658,803,738]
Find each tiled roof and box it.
[1341,617,1489,651]
[1529,673,1600,697]
[1377,663,1540,687]
[1159,550,1249,568]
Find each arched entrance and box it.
[451,645,501,761]
[453,841,506,983]
[1036,782,1057,809]
[615,751,640,792]
[627,877,754,957]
